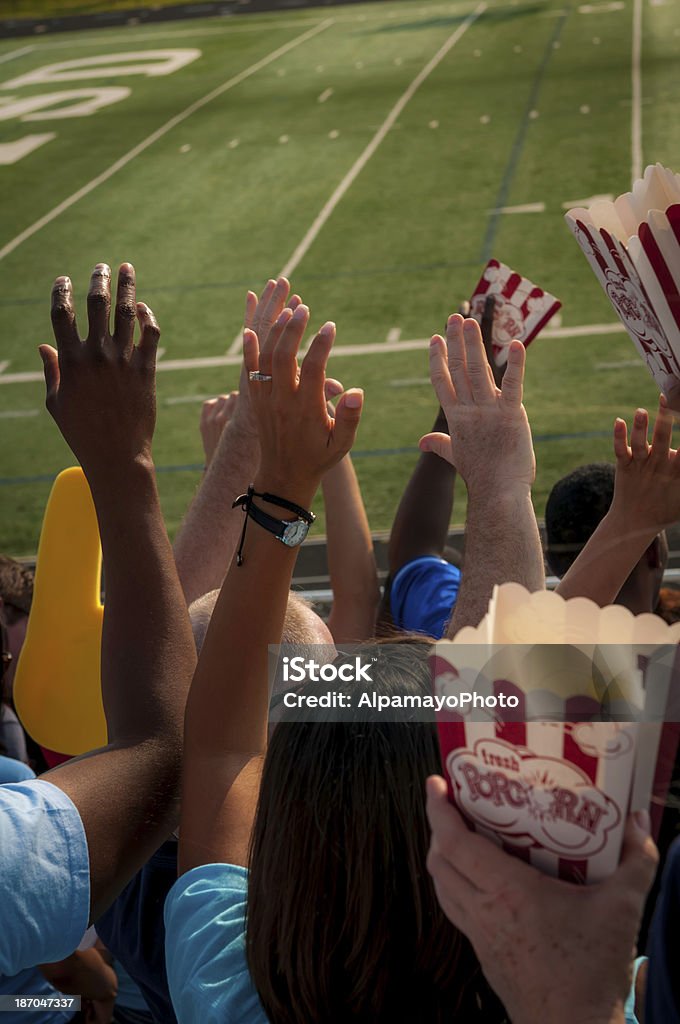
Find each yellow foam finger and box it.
[14,467,105,755]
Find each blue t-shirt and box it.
[646,837,680,1023]
[390,556,461,639]
[164,864,267,1024]
[0,780,90,975]
[0,754,35,783]
[97,839,178,1023]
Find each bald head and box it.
[189,588,334,654]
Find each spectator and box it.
[164,309,541,1023]
[0,554,33,701]
[376,296,499,639]
[0,262,196,978]
[555,399,680,607]
[646,838,680,1023]
[95,589,334,1024]
[425,775,657,1024]
[546,462,668,614]
[0,759,118,1024]
[174,279,378,643]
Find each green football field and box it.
[1,0,679,555]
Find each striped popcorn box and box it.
[468,258,562,366]
[565,164,680,396]
[432,584,680,884]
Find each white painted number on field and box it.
[0,133,56,164]
[3,50,201,89]
[1,50,201,165]
[0,88,131,122]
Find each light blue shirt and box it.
[0,754,35,783]
[0,780,90,975]
[164,864,267,1024]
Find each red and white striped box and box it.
[565,164,680,396]
[468,259,561,366]
[432,585,680,884]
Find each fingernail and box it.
[633,809,651,835]
[344,389,363,409]
[463,319,476,333]
[425,776,438,798]
[293,304,308,319]
[319,321,335,336]
[276,309,292,326]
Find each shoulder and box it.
[0,780,90,974]
[165,864,267,1024]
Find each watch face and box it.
[280,518,310,547]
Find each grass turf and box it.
[1,0,679,553]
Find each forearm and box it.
[556,508,655,605]
[323,455,379,642]
[92,458,195,743]
[41,950,117,1001]
[47,457,196,917]
[173,419,260,604]
[387,408,456,571]
[447,487,544,637]
[180,474,313,871]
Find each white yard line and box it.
[227,1,486,354]
[595,358,643,369]
[491,202,545,214]
[0,19,334,265]
[0,409,39,418]
[0,45,34,65]
[164,394,213,405]
[0,321,628,387]
[631,0,643,183]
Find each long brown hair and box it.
[246,641,506,1023]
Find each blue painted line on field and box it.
[0,430,617,488]
[480,7,569,263]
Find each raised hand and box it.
[244,304,363,507]
[426,776,656,1024]
[557,396,680,605]
[612,396,680,531]
[234,277,299,438]
[39,263,159,483]
[420,314,535,499]
[200,391,239,466]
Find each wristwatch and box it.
[232,487,316,563]
[248,501,314,548]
